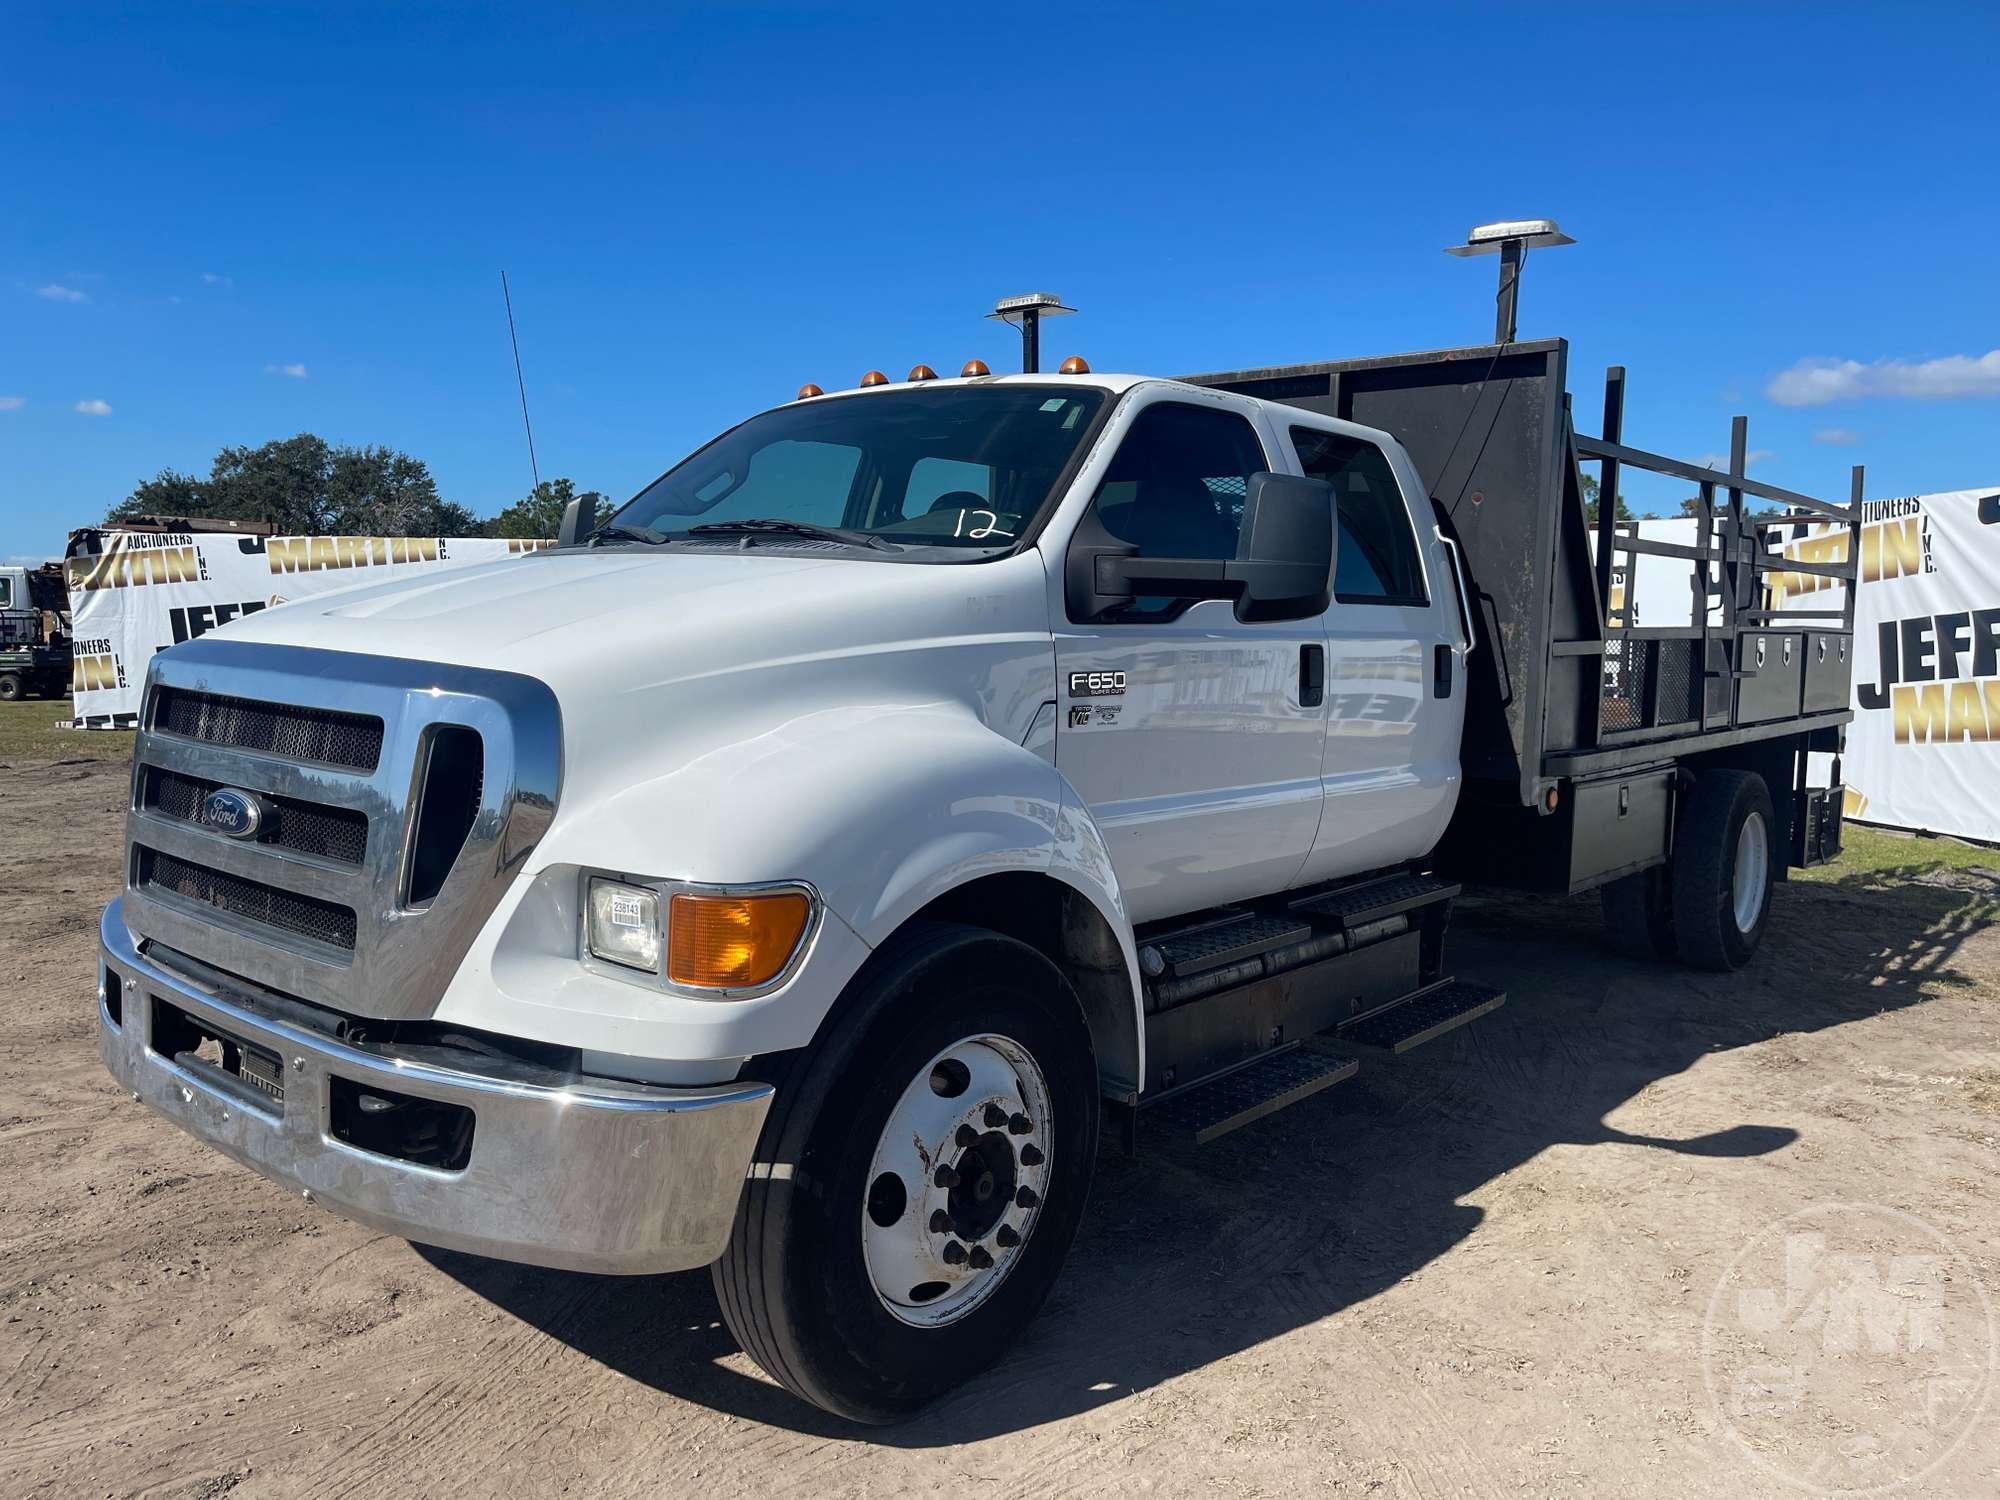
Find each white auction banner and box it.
[1614,488,2000,843]
[65,530,550,727]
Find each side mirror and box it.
[1065,471,1335,623]
[557,496,591,547]
[1232,471,1334,621]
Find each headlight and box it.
[586,878,662,973]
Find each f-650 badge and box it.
[1068,670,1126,698]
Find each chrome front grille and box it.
[152,684,385,771]
[136,846,360,950]
[144,767,370,864]
[122,639,562,1020]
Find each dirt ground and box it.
[4,730,1998,1498]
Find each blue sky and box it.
[4,2,1996,561]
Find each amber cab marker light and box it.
[797,382,824,399]
[859,369,889,388]
[667,891,812,989]
[1059,355,1091,374]
[960,358,990,378]
[907,364,938,382]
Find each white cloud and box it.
[36,283,88,303]
[74,398,112,416]
[1812,427,1861,447]
[202,271,232,287]
[0,396,23,411]
[264,361,308,379]
[1694,449,1774,472]
[1767,350,2000,407]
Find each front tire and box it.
[1671,769,1775,971]
[0,672,22,703]
[713,922,1100,1423]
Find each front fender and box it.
[440,704,1144,1074]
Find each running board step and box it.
[1290,871,1459,931]
[1145,1045,1359,1145]
[1335,980,1505,1053]
[1150,911,1312,979]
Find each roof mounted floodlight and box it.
[987,291,1075,373]
[1445,218,1575,343]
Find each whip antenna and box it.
[500,270,541,489]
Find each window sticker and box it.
[1040,398,1067,413]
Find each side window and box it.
[1093,403,1267,563]
[0,576,11,609]
[1291,428,1426,605]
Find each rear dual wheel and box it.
[1600,769,1775,970]
[713,922,1098,1423]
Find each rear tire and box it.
[0,673,22,702]
[1671,770,1775,971]
[713,922,1099,1423]
[1601,865,1677,959]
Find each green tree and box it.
[106,433,473,536]
[1580,472,1634,524]
[485,477,614,539]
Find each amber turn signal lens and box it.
[667,891,812,989]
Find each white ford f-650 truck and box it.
[97,314,1862,1421]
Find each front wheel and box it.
[713,922,1099,1423]
[0,672,22,703]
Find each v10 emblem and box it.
[1067,670,1126,698]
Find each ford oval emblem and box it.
[201,787,264,840]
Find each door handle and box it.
[1300,644,1325,708]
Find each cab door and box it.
[1286,423,1466,881]
[1053,396,1330,925]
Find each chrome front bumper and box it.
[97,899,773,1275]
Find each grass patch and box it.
[0,699,134,764]
[1795,823,1999,886]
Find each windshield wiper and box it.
[683,518,894,551]
[589,522,670,547]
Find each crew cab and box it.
[96,342,1857,1421]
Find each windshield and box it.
[612,385,1107,555]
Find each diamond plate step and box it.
[1290,871,1459,930]
[1145,1045,1359,1145]
[1151,912,1312,979]
[1336,980,1505,1053]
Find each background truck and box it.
[0,562,74,701]
[93,248,1858,1423]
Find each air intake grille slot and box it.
[152,686,384,771]
[144,768,369,865]
[406,726,484,906]
[137,846,358,951]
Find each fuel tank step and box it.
[1336,979,1505,1053]
[1290,871,1459,930]
[1144,1044,1359,1145]
[1150,911,1312,979]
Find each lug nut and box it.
[934,1164,959,1189]
[1015,1186,1039,1209]
[983,1102,1008,1128]
[1008,1112,1032,1135]
[955,1123,978,1149]
[929,1210,952,1234]
[995,1224,1021,1248]
[968,1245,994,1270]
[1019,1143,1044,1167]
[941,1240,968,1265]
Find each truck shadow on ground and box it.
[421,867,1996,1444]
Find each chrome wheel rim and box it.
[1733,810,1769,933]
[861,1033,1052,1329]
